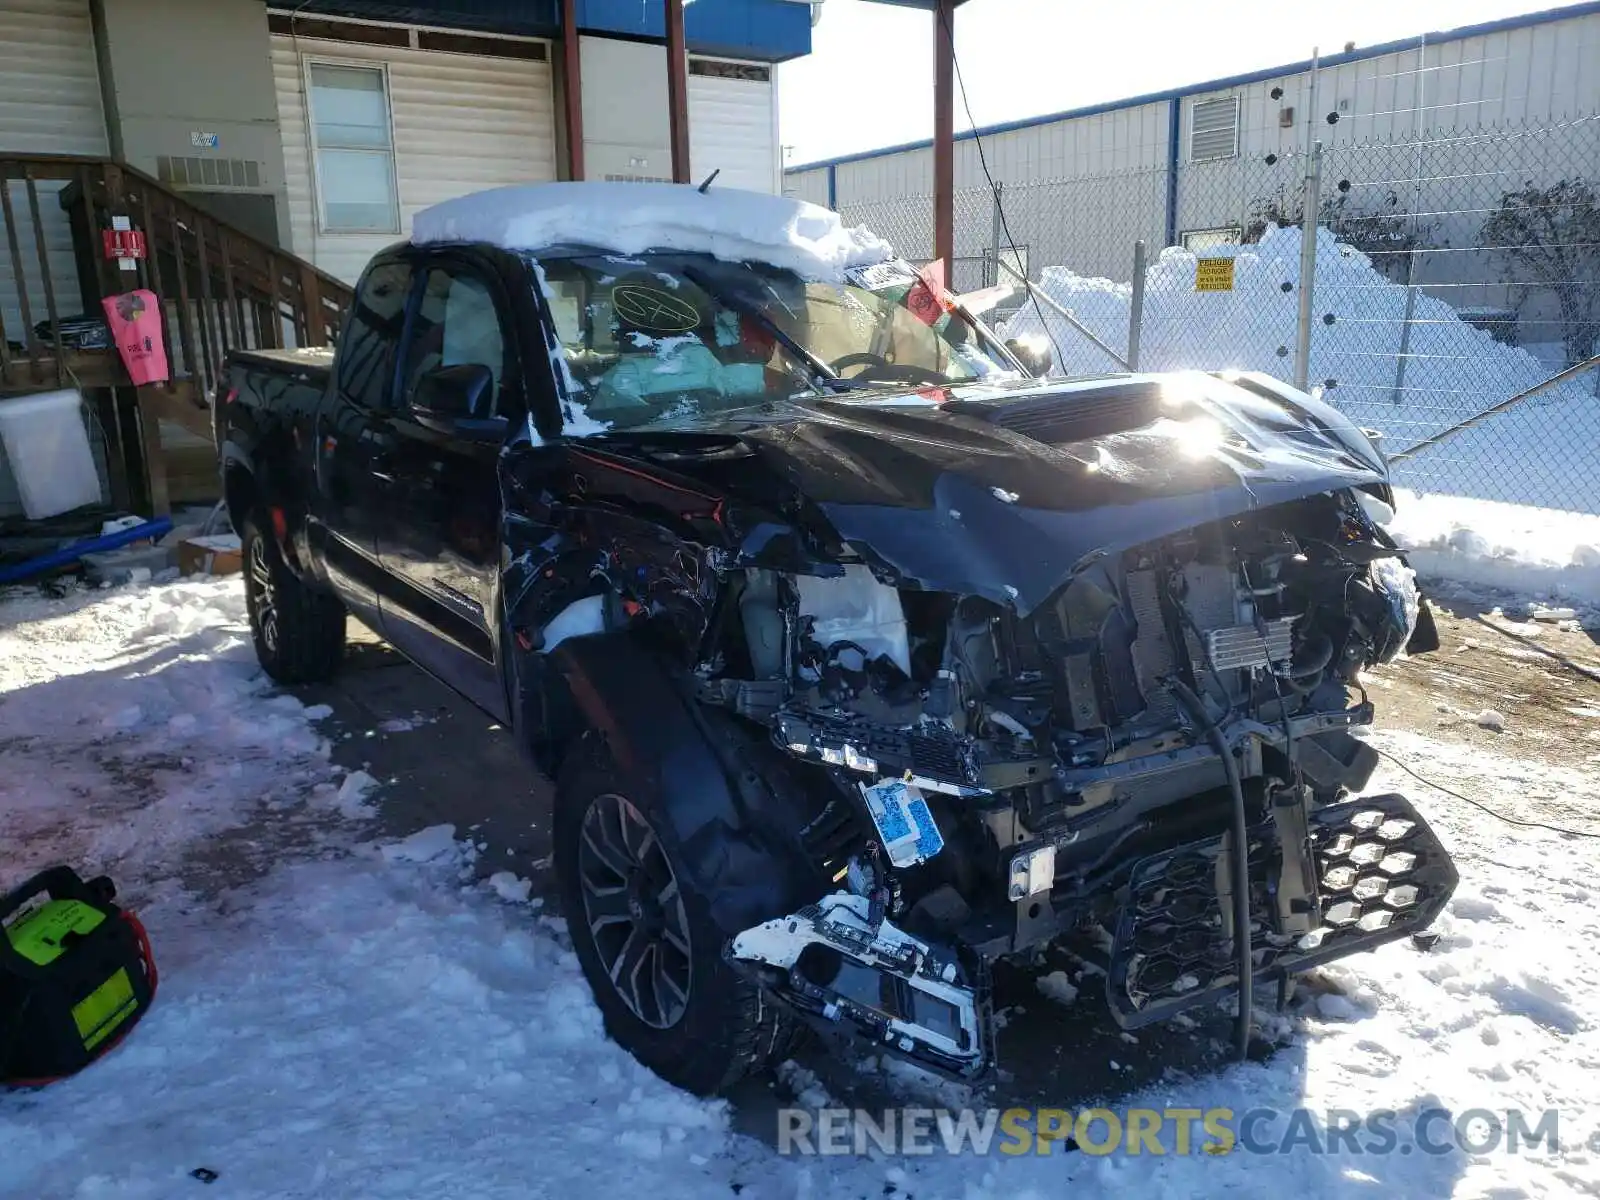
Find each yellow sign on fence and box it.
[1195,258,1235,292]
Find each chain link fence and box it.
[833,114,1600,515]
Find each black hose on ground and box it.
[1169,679,1253,1062]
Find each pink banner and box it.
[102,289,169,386]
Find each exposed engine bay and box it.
[699,487,1456,1078]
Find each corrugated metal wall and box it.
[789,8,1600,286]
[688,64,778,194]
[782,166,829,207]
[272,30,557,283]
[0,0,109,336]
[0,0,112,517]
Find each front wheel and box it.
[554,741,795,1094]
[241,513,346,684]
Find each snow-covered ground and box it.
[1388,488,1600,611]
[4,579,1600,1199]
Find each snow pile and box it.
[0,578,336,886]
[414,182,893,282]
[379,821,460,864]
[1003,226,1596,511]
[1387,488,1600,608]
[1035,970,1080,1007]
[330,768,381,819]
[488,869,536,904]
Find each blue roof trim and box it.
[577,0,811,62]
[786,0,1600,173]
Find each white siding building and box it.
[0,0,803,311]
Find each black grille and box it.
[1106,792,1458,1028]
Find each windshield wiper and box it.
[679,266,865,394]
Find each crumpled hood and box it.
[614,371,1389,614]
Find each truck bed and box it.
[230,346,335,387]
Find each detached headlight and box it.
[1369,556,1420,662]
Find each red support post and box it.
[933,0,955,278]
[665,0,691,184]
[562,0,585,180]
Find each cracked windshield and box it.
[534,255,1017,428]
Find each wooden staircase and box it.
[0,154,353,517]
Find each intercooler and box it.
[1127,562,1296,716]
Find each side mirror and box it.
[413,363,502,438]
[1004,334,1054,379]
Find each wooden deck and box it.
[0,348,126,397]
[1,153,352,523]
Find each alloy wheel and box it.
[577,792,694,1028]
[248,536,279,655]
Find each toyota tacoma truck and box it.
[218,182,1456,1095]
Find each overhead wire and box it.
[933,2,1065,372]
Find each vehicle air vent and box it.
[950,385,1165,444]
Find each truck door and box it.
[375,258,511,719]
[310,255,413,631]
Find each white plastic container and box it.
[0,389,103,519]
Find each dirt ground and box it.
[1369,583,1600,770]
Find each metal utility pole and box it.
[1290,49,1323,392]
[561,0,584,180]
[988,181,1003,286]
[933,0,955,276]
[1128,239,1147,370]
[1293,142,1323,391]
[665,0,691,183]
[1390,32,1429,406]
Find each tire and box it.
[554,739,795,1095]
[241,513,346,685]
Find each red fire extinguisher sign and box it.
[101,229,147,260]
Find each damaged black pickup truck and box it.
[220,184,1457,1095]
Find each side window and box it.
[400,267,507,417]
[336,259,411,409]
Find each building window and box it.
[1181,227,1242,251]
[1189,95,1240,162]
[307,62,400,234]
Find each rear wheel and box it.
[241,513,346,684]
[554,742,795,1094]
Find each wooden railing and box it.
[1,154,353,396]
[0,154,354,513]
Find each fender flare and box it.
[550,633,827,938]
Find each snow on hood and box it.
[412,182,894,282]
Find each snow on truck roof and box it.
[411,182,894,282]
